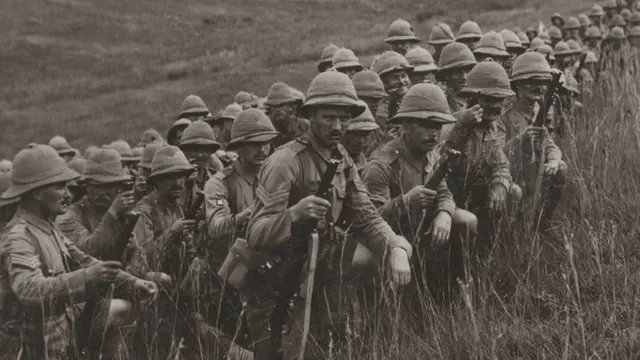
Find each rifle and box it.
[413,148,462,244]
[261,149,342,360]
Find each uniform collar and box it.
[397,136,438,169]
[232,160,257,186]
[14,207,55,235]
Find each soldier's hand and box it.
[144,272,173,290]
[388,247,411,287]
[85,261,122,284]
[111,190,136,215]
[403,186,437,208]
[488,185,508,213]
[544,160,560,175]
[431,211,452,248]
[290,195,331,222]
[170,219,196,237]
[235,207,252,224]
[459,104,483,128]
[133,279,158,303]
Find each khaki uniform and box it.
[55,198,126,259]
[204,161,256,270]
[245,133,410,359]
[0,208,136,360]
[366,97,401,156]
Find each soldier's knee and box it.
[108,299,136,327]
[452,209,477,236]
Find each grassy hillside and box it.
[1,0,591,156]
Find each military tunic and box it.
[0,207,136,360]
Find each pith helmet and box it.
[405,46,439,73]
[139,128,164,147]
[608,26,627,39]
[332,48,363,71]
[630,11,640,25]
[179,120,222,151]
[352,70,388,99]
[459,59,514,98]
[0,172,19,207]
[630,25,640,37]
[265,82,299,107]
[612,14,627,27]
[436,43,477,80]
[234,91,258,109]
[391,83,456,124]
[536,44,555,61]
[148,145,194,181]
[138,140,167,170]
[298,71,366,118]
[590,4,605,17]
[585,26,603,39]
[219,103,243,121]
[547,26,563,40]
[564,16,581,30]
[83,146,130,183]
[67,157,86,175]
[49,135,76,157]
[578,13,592,27]
[551,13,565,25]
[530,37,546,50]
[474,31,510,58]
[553,41,573,56]
[517,32,531,46]
[0,159,12,173]
[456,21,483,41]
[500,29,525,51]
[566,39,582,54]
[526,26,538,36]
[1,144,80,199]
[562,75,580,94]
[318,43,340,72]
[167,118,192,143]
[603,0,617,9]
[228,109,280,150]
[584,51,598,63]
[538,32,552,45]
[347,101,380,131]
[132,146,143,159]
[291,87,305,103]
[385,19,420,44]
[510,51,553,82]
[179,95,209,118]
[109,139,139,163]
[370,51,413,77]
[428,23,456,45]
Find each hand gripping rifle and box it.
[262,150,342,360]
[413,148,461,245]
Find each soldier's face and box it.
[86,182,121,211]
[477,95,504,123]
[183,146,214,168]
[382,70,411,97]
[445,67,470,92]
[552,19,564,28]
[409,71,435,85]
[239,142,271,167]
[309,106,351,148]
[390,41,414,55]
[587,38,600,47]
[155,174,187,202]
[35,182,72,216]
[359,96,382,116]
[457,38,479,50]
[589,16,601,25]
[516,80,548,103]
[404,121,441,154]
[556,55,573,68]
[569,29,581,40]
[341,130,370,157]
[338,67,361,79]
[267,103,297,129]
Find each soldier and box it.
[553,41,576,78]
[435,42,478,121]
[604,0,619,27]
[317,43,340,73]
[629,11,640,27]
[564,16,582,41]
[137,128,164,147]
[551,12,565,28]
[48,135,77,163]
[205,109,279,270]
[578,13,592,39]
[502,52,567,230]
[621,8,632,24]
[264,81,310,150]
[370,51,414,151]
[207,103,242,167]
[134,140,167,202]
[530,37,546,51]
[178,94,211,121]
[0,159,12,174]
[442,60,520,251]
[244,71,411,359]
[341,102,380,173]
[501,29,527,75]
[589,4,607,34]
[56,147,137,260]
[130,145,198,359]
[405,46,439,84]
[537,44,557,66]
[109,139,140,170]
[363,83,477,306]
[547,26,564,47]
[526,26,539,42]
[538,31,553,46]
[0,143,157,360]
[167,118,191,146]
[352,70,388,119]
[456,20,483,50]
[629,25,640,47]
[331,48,364,78]
[235,91,260,110]
[600,27,627,73]
[611,13,627,30]
[428,23,456,64]
[518,31,531,48]
[473,30,511,64]
[384,19,421,55]
[584,26,603,60]
[0,172,19,229]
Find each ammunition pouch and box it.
[217,237,271,291]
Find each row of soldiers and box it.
[0,1,634,359]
